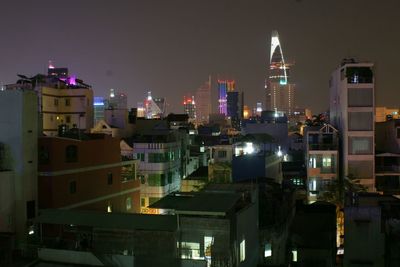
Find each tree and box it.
[318,174,366,247]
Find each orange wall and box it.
[38,136,140,213]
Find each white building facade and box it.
[133,140,181,214]
[0,89,38,251]
[330,60,375,190]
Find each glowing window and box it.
[322,157,332,167]
[240,239,246,262]
[264,243,272,257]
[292,249,297,262]
[126,197,132,210]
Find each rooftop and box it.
[149,191,243,216]
[35,209,177,231]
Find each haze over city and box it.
[1,0,400,112]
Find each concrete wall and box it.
[236,203,259,267]
[38,136,140,212]
[0,171,15,232]
[344,206,385,267]
[0,89,38,249]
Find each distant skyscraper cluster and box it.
[265,31,295,116]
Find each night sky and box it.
[1,0,399,114]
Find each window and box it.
[69,181,76,194]
[65,145,78,162]
[26,200,35,219]
[240,239,246,262]
[138,153,145,162]
[264,243,272,258]
[38,146,49,164]
[148,173,166,186]
[107,172,113,185]
[348,112,373,131]
[148,153,170,163]
[204,236,213,258]
[126,197,132,210]
[218,150,227,158]
[292,249,298,262]
[346,67,373,84]
[140,198,146,207]
[322,157,332,167]
[348,88,373,107]
[397,128,400,139]
[149,197,160,206]
[65,98,71,106]
[66,115,71,123]
[54,98,59,106]
[167,172,173,184]
[107,202,112,213]
[348,160,373,179]
[181,242,201,259]
[349,137,373,155]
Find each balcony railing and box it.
[308,144,338,151]
[375,165,400,173]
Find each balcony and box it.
[375,165,400,174]
[308,143,338,151]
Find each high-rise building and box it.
[107,89,127,110]
[243,105,251,119]
[183,95,196,120]
[227,91,243,130]
[265,31,295,116]
[144,91,164,119]
[330,59,375,191]
[137,102,145,118]
[218,80,235,116]
[153,97,166,117]
[195,77,212,124]
[94,96,105,125]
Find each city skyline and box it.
[1,0,400,114]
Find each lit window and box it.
[126,197,132,210]
[240,239,246,262]
[107,203,112,213]
[292,249,297,262]
[264,242,272,258]
[323,157,332,167]
[181,242,201,260]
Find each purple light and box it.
[68,75,77,86]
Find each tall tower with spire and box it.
[265,31,295,116]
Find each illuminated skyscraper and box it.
[93,96,105,124]
[183,95,196,120]
[107,89,127,110]
[218,79,235,116]
[144,91,164,119]
[265,31,295,116]
[195,77,211,124]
